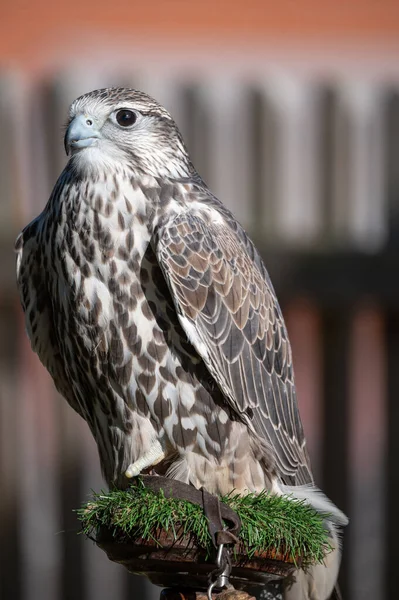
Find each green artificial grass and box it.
[77,479,332,569]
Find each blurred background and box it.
[1,1,399,599]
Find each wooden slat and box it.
[259,78,324,247]
[321,308,351,597]
[178,84,212,192]
[385,89,399,248]
[284,299,323,481]
[248,87,278,241]
[0,72,29,600]
[326,83,387,250]
[386,311,399,599]
[193,80,254,230]
[348,307,386,600]
[0,303,23,600]
[18,333,61,600]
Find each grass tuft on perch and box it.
[77,480,332,569]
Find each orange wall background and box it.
[2,0,399,66]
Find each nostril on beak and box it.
[64,114,101,156]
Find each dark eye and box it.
[116,109,137,127]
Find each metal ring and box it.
[207,579,217,600]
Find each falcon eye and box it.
[116,109,137,127]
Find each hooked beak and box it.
[64,114,102,155]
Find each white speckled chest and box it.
[42,170,235,487]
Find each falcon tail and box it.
[280,484,349,527]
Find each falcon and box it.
[16,88,347,599]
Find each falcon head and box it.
[64,88,194,178]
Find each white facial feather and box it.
[68,91,192,179]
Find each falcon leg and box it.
[125,440,165,478]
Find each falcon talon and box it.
[125,465,140,478]
[125,440,165,478]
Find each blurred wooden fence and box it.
[0,69,398,600]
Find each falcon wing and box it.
[16,220,85,419]
[155,204,312,485]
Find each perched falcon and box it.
[16,88,347,599]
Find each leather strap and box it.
[139,475,241,548]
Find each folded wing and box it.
[155,204,312,485]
